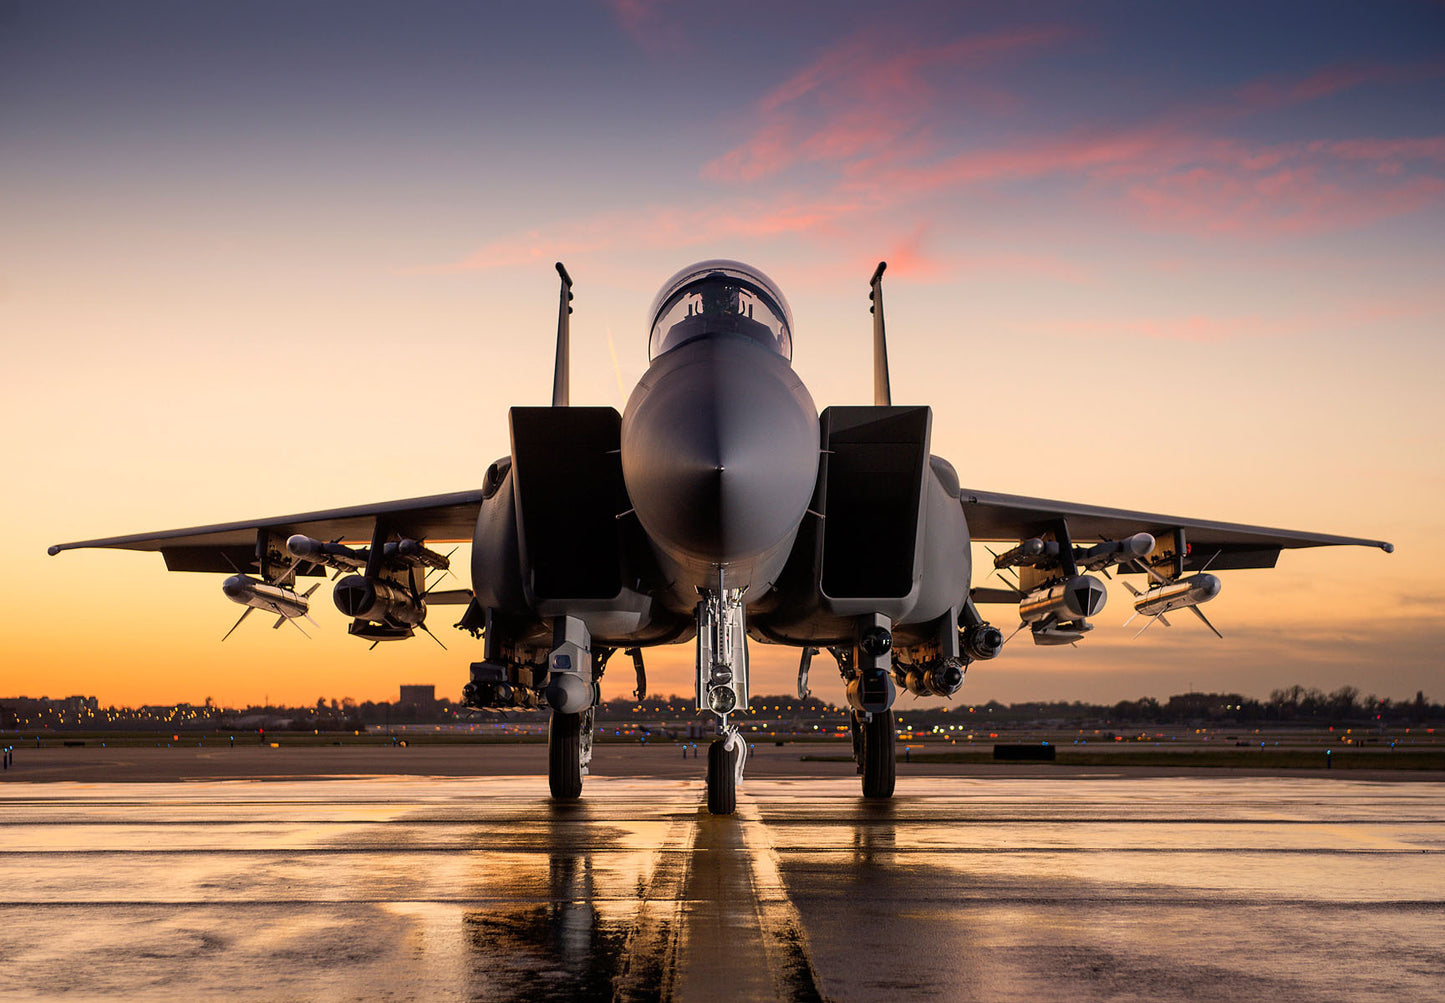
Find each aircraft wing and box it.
[959,487,1392,572]
[47,490,484,574]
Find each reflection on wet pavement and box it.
[1,776,1441,1001]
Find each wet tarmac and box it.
[2,773,1441,1001]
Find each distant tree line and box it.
[1103,686,1441,726]
[5,686,1440,732]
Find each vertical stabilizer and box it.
[869,261,891,406]
[552,262,573,407]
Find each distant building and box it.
[399,685,436,707]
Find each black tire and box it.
[861,709,895,799]
[706,739,737,815]
[849,713,864,775]
[549,711,583,799]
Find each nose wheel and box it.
[706,727,746,815]
[857,709,895,799]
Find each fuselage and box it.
[467,258,974,651]
[621,332,819,607]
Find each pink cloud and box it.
[705,47,1445,239]
[415,192,876,272]
[1039,314,1294,344]
[703,25,1073,184]
[425,45,1445,277]
[879,224,945,282]
[600,0,688,55]
[1022,288,1445,345]
[1236,60,1445,111]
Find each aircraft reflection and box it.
[850,800,899,866]
[460,802,642,1001]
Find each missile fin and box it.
[222,606,254,642]
[1158,612,1172,627]
[1189,605,1224,639]
[418,622,447,650]
[1132,613,1162,639]
[273,614,286,630]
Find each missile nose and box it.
[221,575,249,599]
[1195,573,1222,599]
[286,534,315,559]
[1127,533,1155,557]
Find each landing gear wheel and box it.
[849,713,864,774]
[706,739,737,815]
[548,711,583,800]
[860,709,895,800]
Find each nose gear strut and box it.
[697,569,748,814]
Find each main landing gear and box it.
[548,705,595,800]
[855,709,895,799]
[836,613,899,802]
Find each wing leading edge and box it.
[960,487,1392,573]
[47,490,485,574]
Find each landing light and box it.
[708,686,737,714]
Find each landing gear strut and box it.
[856,709,895,799]
[696,573,748,815]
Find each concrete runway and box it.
[2,766,1442,1001]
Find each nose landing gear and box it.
[697,573,749,815]
[706,726,747,815]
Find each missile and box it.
[395,538,451,571]
[1031,620,1092,645]
[1018,575,1108,625]
[993,538,1052,569]
[1123,574,1223,638]
[1074,533,1155,572]
[222,574,315,617]
[286,535,366,573]
[220,574,318,640]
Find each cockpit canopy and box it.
[648,260,793,361]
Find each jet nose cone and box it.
[622,338,818,567]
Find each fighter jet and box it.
[49,259,1392,814]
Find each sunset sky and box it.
[3,1,1442,709]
